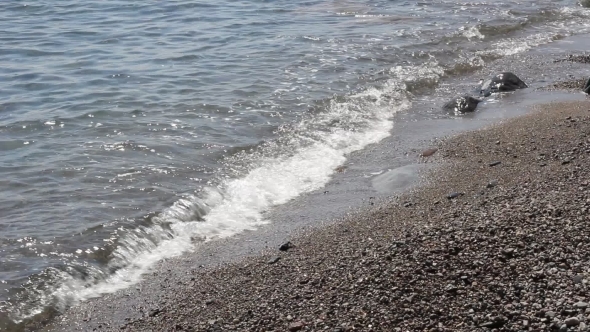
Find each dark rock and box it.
[585,77,590,94]
[445,284,458,293]
[447,192,464,199]
[279,242,293,251]
[486,180,498,188]
[289,321,305,331]
[148,309,162,317]
[421,148,438,157]
[480,72,527,97]
[480,320,505,328]
[267,256,281,264]
[489,161,501,167]
[565,317,580,326]
[443,96,482,113]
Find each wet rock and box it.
[443,96,482,113]
[279,242,293,251]
[480,72,527,97]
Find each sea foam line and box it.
[7,78,416,323]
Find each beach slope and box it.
[60,100,590,331]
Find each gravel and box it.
[555,54,590,64]
[60,101,590,331]
[542,78,588,92]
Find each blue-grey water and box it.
[1,0,589,328]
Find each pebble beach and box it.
[43,98,590,332]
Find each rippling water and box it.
[1,0,589,328]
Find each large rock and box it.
[584,77,590,94]
[442,96,481,113]
[480,72,528,97]
[580,0,590,8]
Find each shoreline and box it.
[44,98,590,332]
[25,35,590,332]
[126,99,590,332]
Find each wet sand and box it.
[42,98,590,332]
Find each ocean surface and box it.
[1,0,589,328]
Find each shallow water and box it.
[1,0,590,327]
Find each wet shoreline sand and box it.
[44,98,590,331]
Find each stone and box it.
[574,302,589,309]
[149,308,162,317]
[573,275,584,283]
[279,242,293,251]
[267,256,281,264]
[486,180,498,188]
[289,321,305,331]
[447,192,464,199]
[480,72,528,97]
[421,148,438,157]
[566,317,581,326]
[443,96,482,113]
[480,320,505,328]
[489,161,501,167]
[445,284,458,293]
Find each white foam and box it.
[6,74,415,323]
[461,25,485,40]
[478,32,562,57]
